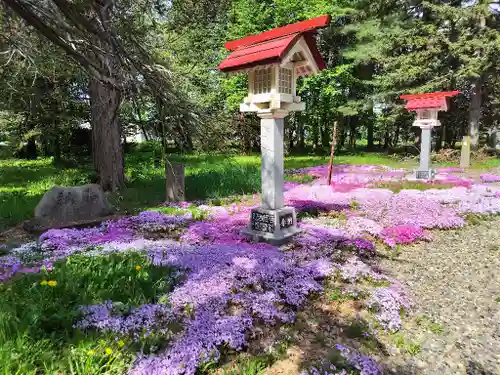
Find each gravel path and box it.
[379,218,500,375]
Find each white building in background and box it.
[78,122,159,144]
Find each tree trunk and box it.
[26,137,37,160]
[288,123,294,152]
[468,77,482,150]
[312,118,319,151]
[298,115,305,149]
[321,117,329,148]
[436,121,444,151]
[349,119,356,149]
[338,123,347,150]
[89,78,124,192]
[393,123,400,148]
[54,131,61,164]
[367,122,374,150]
[383,130,390,150]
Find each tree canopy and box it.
[1,0,499,189]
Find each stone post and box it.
[460,136,471,168]
[241,110,299,244]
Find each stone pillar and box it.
[419,127,432,171]
[415,125,436,180]
[260,113,285,210]
[241,110,300,244]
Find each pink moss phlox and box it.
[346,216,384,237]
[480,174,500,183]
[291,200,350,214]
[361,191,465,229]
[285,184,352,207]
[380,224,429,247]
[40,211,192,252]
[180,209,250,245]
[436,167,464,173]
[284,181,301,191]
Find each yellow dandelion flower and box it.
[40,280,48,286]
[135,265,142,271]
[47,280,57,287]
[118,340,125,348]
[87,349,96,356]
[105,347,113,355]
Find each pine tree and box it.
[342,0,500,149]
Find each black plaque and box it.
[251,211,275,233]
[416,169,436,180]
[415,170,429,180]
[279,213,294,229]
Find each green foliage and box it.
[415,315,444,335]
[0,251,179,374]
[284,173,316,184]
[391,333,421,356]
[219,357,267,375]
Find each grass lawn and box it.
[0,250,179,374]
[1,148,499,232]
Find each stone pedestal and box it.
[241,110,299,244]
[241,206,299,245]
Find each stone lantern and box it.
[218,15,331,243]
[400,91,460,180]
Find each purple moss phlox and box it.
[75,243,326,375]
[335,344,384,375]
[367,283,410,332]
[301,344,384,375]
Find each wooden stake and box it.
[327,121,338,185]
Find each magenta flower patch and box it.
[381,225,429,247]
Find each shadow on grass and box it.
[0,190,45,232]
[0,162,93,188]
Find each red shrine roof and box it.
[400,91,460,111]
[218,15,331,73]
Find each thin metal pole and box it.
[327,121,338,185]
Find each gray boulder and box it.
[26,184,113,232]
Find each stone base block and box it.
[414,169,436,180]
[241,206,300,245]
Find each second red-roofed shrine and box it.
[400,91,460,179]
[218,15,331,243]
